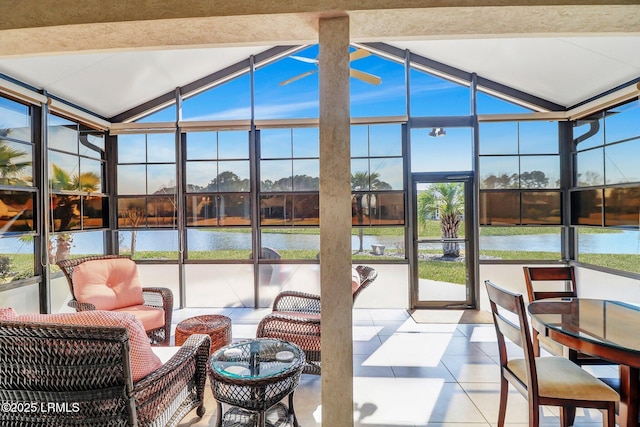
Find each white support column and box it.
[318,14,353,427]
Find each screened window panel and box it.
[370,157,403,190]
[49,151,80,191]
[521,191,561,225]
[575,148,604,187]
[118,229,179,259]
[48,115,78,153]
[147,164,176,195]
[571,189,603,226]
[84,132,105,153]
[605,102,640,144]
[479,191,520,225]
[260,229,320,261]
[352,193,371,226]
[350,52,406,118]
[605,141,640,185]
[410,127,472,173]
[217,161,250,192]
[186,195,217,226]
[292,194,319,225]
[261,160,292,191]
[573,114,604,151]
[147,196,176,228]
[186,132,216,160]
[409,68,471,116]
[350,159,370,190]
[218,131,249,159]
[182,74,251,121]
[476,91,532,115]
[254,46,319,120]
[0,97,31,143]
[292,160,319,191]
[79,157,103,193]
[51,194,81,231]
[0,191,34,232]
[146,133,176,163]
[369,124,402,157]
[370,192,405,225]
[117,197,146,228]
[0,140,32,186]
[117,134,147,163]
[136,105,176,123]
[0,236,34,282]
[292,128,319,158]
[260,195,294,226]
[519,155,560,189]
[604,187,640,227]
[479,156,519,189]
[117,165,146,195]
[186,161,217,192]
[350,125,369,157]
[519,121,558,155]
[219,194,251,226]
[186,228,252,260]
[260,128,292,159]
[83,196,105,229]
[479,122,518,155]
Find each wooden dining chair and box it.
[523,266,614,366]
[485,279,618,427]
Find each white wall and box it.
[478,263,640,313]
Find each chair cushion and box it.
[351,267,361,296]
[114,304,165,331]
[72,258,145,310]
[507,356,619,402]
[0,308,162,382]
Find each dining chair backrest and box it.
[523,266,577,303]
[485,280,539,392]
[484,279,618,427]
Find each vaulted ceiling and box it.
[1,1,639,120]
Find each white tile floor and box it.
[175,307,618,427]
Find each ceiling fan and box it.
[279,48,382,86]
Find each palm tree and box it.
[351,171,391,253]
[50,163,100,261]
[0,139,32,185]
[417,183,464,257]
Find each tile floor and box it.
[175,307,618,427]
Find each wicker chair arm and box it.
[273,291,321,313]
[142,287,173,309]
[67,300,96,311]
[132,334,210,421]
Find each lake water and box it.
[1,230,639,255]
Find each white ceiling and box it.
[0,36,639,120]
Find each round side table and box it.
[175,314,232,354]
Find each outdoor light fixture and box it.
[429,127,446,137]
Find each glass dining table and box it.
[528,298,640,427]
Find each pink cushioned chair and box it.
[57,255,173,346]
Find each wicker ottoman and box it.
[174,315,232,354]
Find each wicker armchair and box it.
[256,265,378,374]
[57,255,173,345]
[0,319,210,427]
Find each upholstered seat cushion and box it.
[72,258,145,310]
[0,308,162,382]
[507,356,619,401]
[351,267,361,295]
[114,304,165,331]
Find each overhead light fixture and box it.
[429,127,446,137]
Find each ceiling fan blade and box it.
[279,70,317,86]
[350,68,382,85]
[350,49,371,62]
[289,55,318,64]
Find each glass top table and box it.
[528,298,640,427]
[209,338,305,427]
